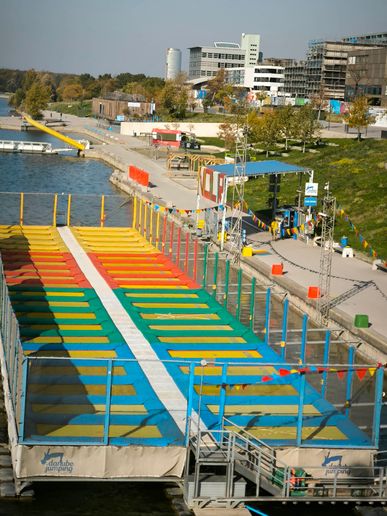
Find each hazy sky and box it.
[1,0,386,77]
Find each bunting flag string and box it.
[214,363,386,389]
[338,206,384,263]
[140,198,225,216]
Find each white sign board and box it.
[305,182,318,197]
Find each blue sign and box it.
[304,196,318,207]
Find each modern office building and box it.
[345,47,387,107]
[304,40,381,100]
[284,61,307,98]
[241,33,261,67]
[188,33,260,80]
[342,32,387,46]
[165,48,182,80]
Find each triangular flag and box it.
[279,368,291,376]
[355,369,367,381]
[262,376,273,382]
[337,370,346,380]
[368,368,376,377]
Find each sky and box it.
[0,0,386,78]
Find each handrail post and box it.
[185,362,195,446]
[193,239,198,283]
[161,214,167,254]
[103,360,113,445]
[176,227,181,266]
[66,193,72,226]
[218,364,228,433]
[236,268,242,320]
[155,211,160,249]
[19,357,29,442]
[345,346,355,417]
[19,192,24,226]
[280,297,289,360]
[202,244,208,288]
[321,330,331,399]
[212,252,219,297]
[296,373,306,446]
[372,366,384,448]
[249,277,256,330]
[264,288,271,346]
[132,195,137,229]
[169,220,174,257]
[223,259,230,308]
[184,232,190,274]
[52,193,58,227]
[149,204,153,244]
[300,314,308,364]
[100,195,105,227]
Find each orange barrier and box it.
[128,165,149,187]
[308,286,320,299]
[271,263,283,275]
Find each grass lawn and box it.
[242,138,387,260]
[49,100,92,117]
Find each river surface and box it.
[0,98,384,515]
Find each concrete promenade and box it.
[1,111,387,356]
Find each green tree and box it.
[276,105,295,150]
[218,121,238,150]
[345,96,376,141]
[24,81,50,118]
[157,73,188,119]
[9,88,25,108]
[294,104,320,152]
[250,112,280,157]
[61,82,83,102]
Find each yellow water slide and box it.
[24,115,85,151]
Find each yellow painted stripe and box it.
[159,336,246,343]
[32,404,147,414]
[169,350,262,359]
[36,425,161,438]
[208,404,321,415]
[24,350,117,358]
[227,426,347,441]
[180,366,276,376]
[196,385,298,396]
[150,325,233,331]
[16,301,90,307]
[11,291,85,298]
[134,303,208,309]
[24,336,109,344]
[23,324,103,331]
[29,366,126,376]
[141,313,220,320]
[18,312,96,319]
[28,384,135,395]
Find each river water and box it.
[0,98,384,515]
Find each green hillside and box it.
[242,138,387,260]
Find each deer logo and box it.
[322,451,343,467]
[41,449,64,465]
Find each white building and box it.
[188,34,261,80]
[226,65,285,97]
[241,33,261,68]
[165,48,182,80]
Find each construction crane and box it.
[317,182,336,324]
[227,125,248,265]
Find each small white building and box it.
[226,65,286,98]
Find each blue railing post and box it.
[249,277,256,330]
[218,364,228,432]
[321,330,331,399]
[236,268,242,320]
[300,314,308,364]
[185,362,196,446]
[103,360,113,445]
[264,287,271,346]
[296,373,306,447]
[345,347,355,418]
[281,298,289,360]
[19,357,29,442]
[372,366,384,448]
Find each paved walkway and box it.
[245,223,387,346]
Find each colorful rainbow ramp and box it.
[0,225,371,448]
